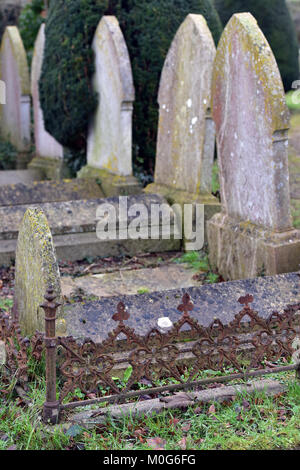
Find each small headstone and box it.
[78,16,140,197]
[145,14,220,241]
[13,207,63,335]
[30,24,63,177]
[0,26,30,151]
[208,13,300,280]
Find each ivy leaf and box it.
[65,424,83,438]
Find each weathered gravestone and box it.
[13,207,64,336]
[78,16,140,196]
[29,24,64,180]
[208,13,300,280]
[145,14,220,241]
[0,26,30,153]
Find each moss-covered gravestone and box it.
[208,13,300,280]
[145,14,220,242]
[0,26,30,152]
[78,16,140,197]
[13,207,63,336]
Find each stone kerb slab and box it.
[13,207,64,336]
[208,13,300,280]
[145,14,220,243]
[79,16,140,196]
[0,26,30,152]
[29,24,64,180]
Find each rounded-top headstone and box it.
[155,14,216,195]
[0,25,31,151]
[31,24,63,160]
[87,15,135,176]
[14,207,63,336]
[212,13,291,232]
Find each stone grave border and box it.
[0,287,299,425]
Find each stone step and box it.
[0,178,104,206]
[63,271,300,341]
[0,194,181,265]
[0,169,42,186]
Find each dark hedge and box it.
[39,0,109,152]
[39,0,222,172]
[0,4,22,40]
[213,0,299,91]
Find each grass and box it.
[137,287,150,295]
[212,161,220,195]
[286,90,300,112]
[0,298,13,312]
[0,370,299,450]
[175,251,220,283]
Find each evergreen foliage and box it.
[118,0,223,173]
[19,0,45,66]
[39,0,109,151]
[39,0,223,172]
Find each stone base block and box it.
[145,183,221,248]
[16,152,33,170]
[78,166,141,197]
[28,156,70,180]
[208,213,300,280]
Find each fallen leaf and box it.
[182,422,191,432]
[208,404,216,415]
[169,418,180,427]
[194,407,203,415]
[146,437,167,450]
[134,428,146,440]
[178,437,187,450]
[242,398,251,410]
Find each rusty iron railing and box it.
[42,289,300,424]
[1,288,300,425]
[0,310,43,387]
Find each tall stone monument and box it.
[78,16,140,196]
[145,14,220,241]
[208,13,300,280]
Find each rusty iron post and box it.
[41,287,61,424]
[296,362,300,381]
